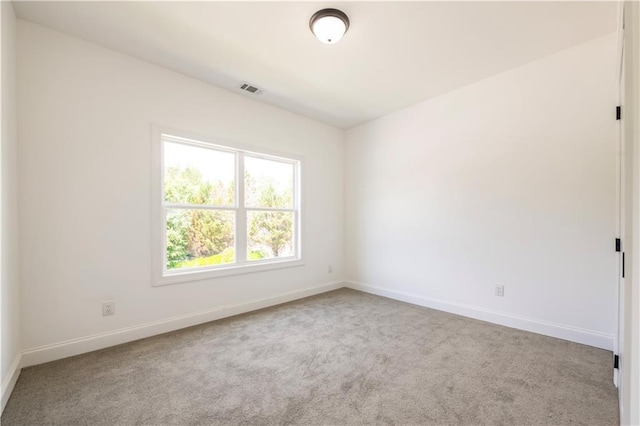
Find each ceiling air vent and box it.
[239,82,263,95]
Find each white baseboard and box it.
[1,353,22,413]
[346,281,614,350]
[21,281,345,368]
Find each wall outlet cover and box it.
[102,301,115,316]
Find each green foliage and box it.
[249,251,265,261]
[248,182,293,257]
[186,210,234,258]
[165,167,233,205]
[166,210,189,269]
[165,166,234,269]
[164,164,293,269]
[174,249,264,269]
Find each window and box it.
[153,128,302,285]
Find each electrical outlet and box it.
[102,301,115,316]
[328,265,333,273]
[495,285,505,297]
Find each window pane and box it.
[244,156,294,208]
[247,211,295,260]
[166,209,235,270]
[164,141,235,206]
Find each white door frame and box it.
[614,0,625,389]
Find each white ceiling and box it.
[13,1,618,129]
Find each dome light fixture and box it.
[309,8,350,45]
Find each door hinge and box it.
[622,252,625,278]
[617,106,622,120]
[616,238,621,252]
[614,354,619,369]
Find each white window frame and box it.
[151,126,303,286]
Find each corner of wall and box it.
[345,281,614,351]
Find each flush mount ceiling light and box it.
[309,9,350,44]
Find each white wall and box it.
[1,0,20,412]
[346,33,618,350]
[16,21,344,364]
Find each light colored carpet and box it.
[2,288,618,425]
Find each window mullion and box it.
[236,152,248,263]
[244,207,296,213]
[164,203,237,211]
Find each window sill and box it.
[153,258,304,286]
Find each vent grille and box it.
[239,82,262,95]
